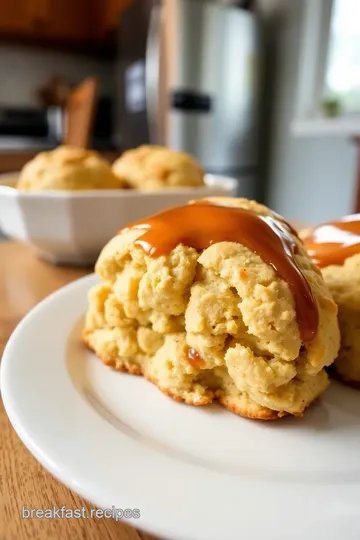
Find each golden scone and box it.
[17,145,126,191]
[301,215,360,387]
[83,197,340,420]
[112,145,204,190]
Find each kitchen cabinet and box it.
[0,0,92,43]
[0,0,133,49]
[0,1,33,34]
[35,0,92,42]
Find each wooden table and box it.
[0,242,157,540]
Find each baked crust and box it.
[83,331,286,419]
[83,197,340,419]
[319,253,360,386]
[17,145,125,191]
[112,145,204,190]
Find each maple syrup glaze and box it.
[120,201,318,342]
[187,348,205,369]
[303,214,360,268]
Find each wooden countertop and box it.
[0,242,157,540]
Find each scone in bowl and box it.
[0,175,237,266]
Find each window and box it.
[293,0,360,129]
[324,0,360,114]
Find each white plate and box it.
[2,274,360,540]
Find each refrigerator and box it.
[116,0,261,198]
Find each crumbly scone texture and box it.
[17,145,126,191]
[112,145,204,190]
[317,253,360,386]
[83,197,340,419]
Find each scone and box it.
[301,214,360,387]
[112,145,204,190]
[17,145,126,191]
[83,198,340,420]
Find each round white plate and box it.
[2,274,360,540]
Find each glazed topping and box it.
[303,214,360,268]
[187,347,205,369]
[120,201,318,342]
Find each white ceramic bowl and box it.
[0,175,237,266]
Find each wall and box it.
[0,45,114,105]
[265,0,356,224]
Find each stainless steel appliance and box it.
[116,0,261,197]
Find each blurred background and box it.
[0,0,359,224]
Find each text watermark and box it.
[21,506,140,521]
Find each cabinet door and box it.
[0,1,32,33]
[48,0,91,40]
[32,0,92,42]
